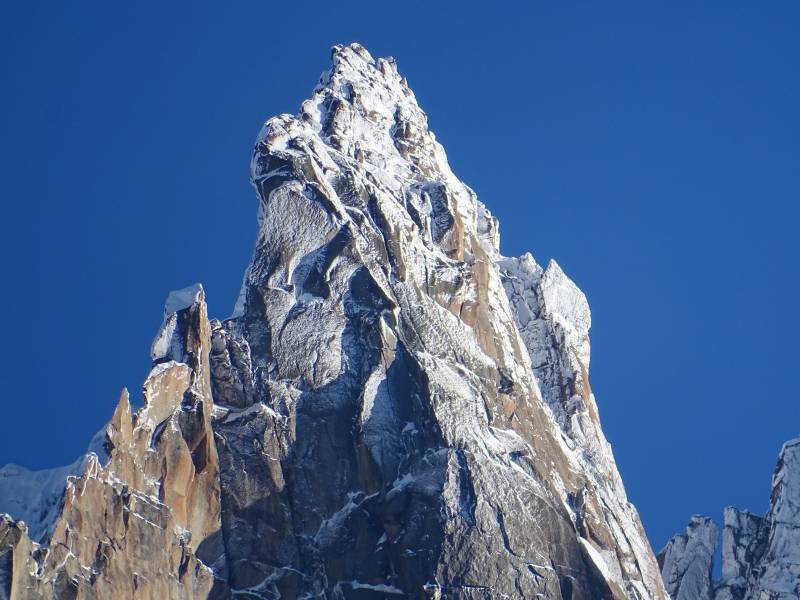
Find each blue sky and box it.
[1,2,798,552]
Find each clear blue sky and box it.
[1,2,798,553]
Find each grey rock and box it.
[716,508,763,600]
[0,43,669,599]
[661,438,800,600]
[658,516,717,600]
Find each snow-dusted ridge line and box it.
[1,43,670,599]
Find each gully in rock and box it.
[0,42,693,599]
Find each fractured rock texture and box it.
[0,44,668,600]
[660,439,800,600]
[657,516,717,600]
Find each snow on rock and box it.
[0,460,80,543]
[1,43,670,599]
[150,283,205,362]
[164,282,204,315]
[0,426,111,544]
[0,292,221,598]
[500,249,662,600]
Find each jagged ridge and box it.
[0,43,667,600]
[659,439,800,600]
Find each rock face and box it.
[1,286,222,599]
[659,439,800,600]
[0,44,668,599]
[716,508,764,600]
[657,516,717,600]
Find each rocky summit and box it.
[2,42,675,599]
[659,439,800,600]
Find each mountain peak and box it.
[323,42,408,105]
[0,44,669,600]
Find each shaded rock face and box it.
[657,516,717,600]
[660,439,800,600]
[715,508,764,600]
[0,44,667,599]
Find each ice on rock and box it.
[163,282,204,315]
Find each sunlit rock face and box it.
[0,44,668,600]
[658,516,717,600]
[660,439,800,600]
[0,287,222,599]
